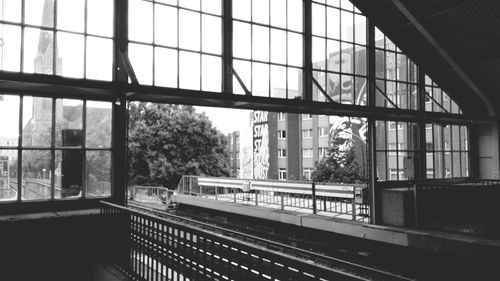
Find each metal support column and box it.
[303,0,312,101]
[223,0,233,94]
[367,17,378,224]
[417,68,427,181]
[111,0,129,205]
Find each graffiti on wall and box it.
[252,111,269,179]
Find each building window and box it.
[278,112,286,121]
[279,168,287,181]
[318,127,328,137]
[302,114,312,120]
[278,130,287,139]
[278,149,286,158]
[302,129,313,139]
[236,152,239,159]
[302,148,313,158]
[388,121,404,130]
[318,147,328,158]
[235,135,240,144]
[303,168,313,180]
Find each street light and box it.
[42,168,46,179]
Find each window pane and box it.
[56,99,83,147]
[270,65,287,99]
[253,25,269,62]
[57,0,85,32]
[312,4,325,37]
[86,37,113,81]
[288,32,303,67]
[86,150,111,197]
[202,0,222,15]
[88,0,113,37]
[252,62,269,97]
[271,29,287,64]
[233,21,251,59]
[233,59,251,95]
[0,150,17,202]
[129,43,153,85]
[233,0,251,21]
[326,7,340,39]
[354,14,366,45]
[155,4,177,47]
[288,67,302,99]
[288,0,302,32]
[270,0,286,28]
[155,47,177,88]
[179,51,200,90]
[0,95,19,146]
[340,10,353,42]
[202,55,221,92]
[0,24,21,72]
[202,14,221,54]
[0,0,21,23]
[25,0,53,27]
[179,9,200,51]
[86,101,112,148]
[21,150,51,201]
[179,0,200,10]
[22,97,52,147]
[56,32,84,78]
[252,0,269,25]
[129,0,153,43]
[55,150,82,198]
[24,28,53,75]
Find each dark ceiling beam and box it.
[424,0,476,18]
[390,0,495,117]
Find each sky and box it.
[195,106,251,135]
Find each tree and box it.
[128,103,230,188]
[311,119,367,184]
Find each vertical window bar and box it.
[222,0,232,93]
[51,98,56,199]
[303,0,312,101]
[84,0,88,79]
[152,3,156,86]
[53,0,58,75]
[17,96,23,202]
[82,100,87,199]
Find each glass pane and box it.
[340,10,353,42]
[129,43,153,85]
[0,95,19,146]
[326,7,340,39]
[252,25,269,62]
[56,99,83,147]
[233,0,251,21]
[327,72,340,102]
[86,150,111,197]
[252,62,270,97]
[55,150,82,198]
[0,150,17,202]
[354,14,366,45]
[252,0,269,25]
[179,9,200,51]
[354,45,366,76]
[179,51,200,90]
[202,0,222,15]
[22,97,52,147]
[22,150,51,200]
[376,151,387,181]
[57,0,85,32]
[312,4,325,37]
[88,0,113,37]
[233,21,251,59]
[155,47,177,88]
[375,121,386,150]
[86,37,113,81]
[312,36,326,67]
[86,101,112,148]
[271,0,286,28]
[288,32,302,67]
[326,39,340,72]
[270,65,287,99]
[202,55,221,92]
[0,24,21,72]
[341,75,353,104]
[233,59,251,95]
[287,67,302,99]
[288,0,303,32]
[155,4,177,47]
[129,0,153,43]
[271,29,286,64]
[179,0,200,10]
[56,32,84,78]
[341,42,354,73]
[354,77,367,105]
[202,14,221,55]
[24,28,53,75]
[0,0,21,23]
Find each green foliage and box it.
[311,137,367,184]
[128,103,230,188]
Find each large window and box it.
[232,0,303,99]
[128,0,222,90]
[312,0,367,105]
[0,0,113,80]
[0,94,112,203]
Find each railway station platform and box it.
[172,194,500,259]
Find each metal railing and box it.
[101,201,365,281]
[176,176,370,222]
[129,185,174,206]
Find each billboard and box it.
[252,111,269,180]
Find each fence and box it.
[101,201,363,281]
[176,176,369,222]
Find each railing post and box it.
[352,187,356,221]
[312,182,317,214]
[233,187,237,203]
[215,186,218,200]
[255,190,258,206]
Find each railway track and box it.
[128,201,414,281]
